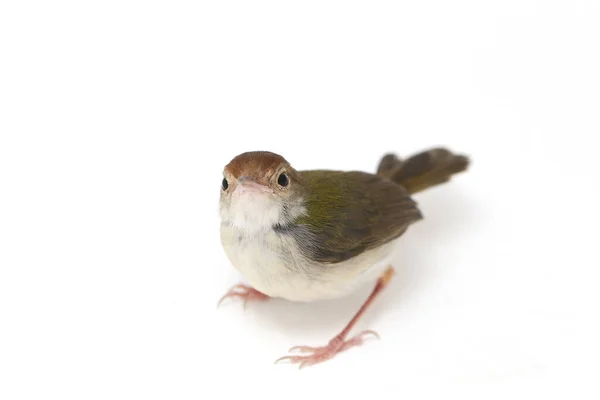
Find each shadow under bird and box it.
[217,147,470,368]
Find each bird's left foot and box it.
[275,330,380,369]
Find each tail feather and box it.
[377,148,469,194]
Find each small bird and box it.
[217,148,469,368]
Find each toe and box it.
[288,345,318,353]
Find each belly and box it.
[220,226,398,302]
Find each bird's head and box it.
[219,151,306,232]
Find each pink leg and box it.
[217,283,269,308]
[275,266,395,369]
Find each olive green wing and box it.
[293,170,423,263]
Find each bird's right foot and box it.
[217,284,269,308]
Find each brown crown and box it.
[224,151,289,182]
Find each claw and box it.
[216,293,231,307]
[299,360,314,370]
[359,330,380,341]
[217,291,241,307]
[274,355,295,364]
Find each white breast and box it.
[220,224,398,302]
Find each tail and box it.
[377,147,470,195]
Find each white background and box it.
[1,0,599,399]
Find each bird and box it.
[216,147,469,368]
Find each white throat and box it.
[221,191,283,233]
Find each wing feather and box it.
[291,170,423,263]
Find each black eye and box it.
[222,178,228,190]
[277,173,289,187]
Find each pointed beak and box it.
[235,176,271,194]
